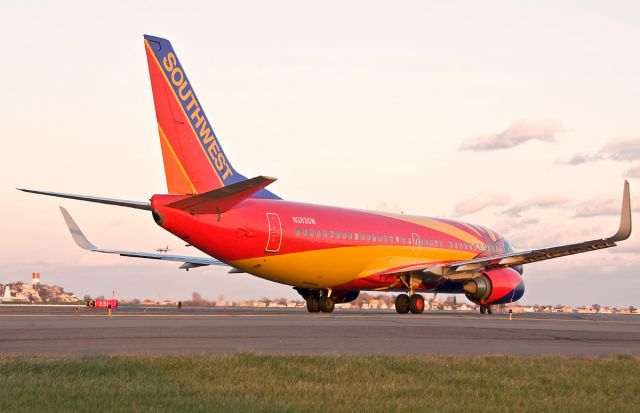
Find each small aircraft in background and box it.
[154,245,172,253]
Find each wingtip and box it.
[58,207,97,250]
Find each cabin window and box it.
[439,240,443,247]
[401,237,405,244]
[336,232,341,239]
[354,233,359,241]
[303,229,307,236]
[348,232,353,240]
[342,232,347,239]
[329,230,334,238]
[408,238,412,245]
[324,230,328,238]
[372,234,376,241]
[295,228,300,236]
[383,235,388,242]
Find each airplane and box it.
[19,35,632,315]
[155,245,172,253]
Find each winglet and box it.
[59,207,97,250]
[609,180,632,242]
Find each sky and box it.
[1,0,639,307]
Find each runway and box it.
[1,306,638,356]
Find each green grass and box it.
[1,354,638,413]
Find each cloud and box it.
[503,194,570,217]
[560,153,603,166]
[560,137,640,165]
[573,193,640,217]
[626,162,640,179]
[460,120,562,151]
[453,193,510,216]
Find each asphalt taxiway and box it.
[0,306,638,356]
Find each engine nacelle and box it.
[463,267,524,305]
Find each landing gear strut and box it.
[479,304,493,315]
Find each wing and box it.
[383,180,632,281]
[59,207,228,271]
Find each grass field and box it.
[1,354,638,413]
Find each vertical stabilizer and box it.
[144,35,279,199]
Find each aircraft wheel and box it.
[306,295,320,313]
[319,295,335,313]
[409,294,425,314]
[480,305,486,315]
[487,305,493,315]
[395,294,410,314]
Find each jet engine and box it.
[463,267,524,305]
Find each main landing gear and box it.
[479,304,493,315]
[395,293,425,314]
[305,291,335,313]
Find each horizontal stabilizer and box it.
[18,189,151,211]
[59,207,227,270]
[166,176,277,214]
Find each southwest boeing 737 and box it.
[20,35,632,315]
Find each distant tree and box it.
[592,304,601,312]
[83,294,91,301]
[95,295,105,300]
[190,292,210,306]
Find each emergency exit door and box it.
[265,213,282,253]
